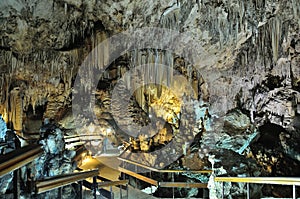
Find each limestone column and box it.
[9,88,23,132]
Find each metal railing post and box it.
[110,186,113,199]
[126,183,129,199]
[172,173,175,199]
[79,181,83,199]
[247,183,250,199]
[58,187,62,199]
[13,169,20,199]
[293,185,296,199]
[203,188,209,199]
[222,181,224,199]
[93,176,97,199]
[120,183,122,199]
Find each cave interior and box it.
[0,0,299,198]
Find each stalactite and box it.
[160,3,181,30]
[0,75,4,104]
[291,0,300,28]
[11,56,17,74]
[64,3,67,15]
[269,16,282,63]
[216,6,229,48]
[128,48,176,111]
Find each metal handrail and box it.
[119,162,209,198]
[35,169,99,194]
[98,180,129,188]
[97,179,129,199]
[118,144,212,174]
[118,144,211,199]
[0,144,43,177]
[215,177,300,186]
[119,167,158,186]
[159,181,207,188]
[64,135,80,139]
[214,177,299,199]
[118,157,212,174]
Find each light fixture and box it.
[106,128,111,136]
[88,124,95,133]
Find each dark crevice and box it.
[256,122,285,148]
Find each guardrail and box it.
[214,177,300,199]
[81,174,129,199]
[118,150,211,198]
[35,168,129,199]
[119,162,209,198]
[0,144,43,177]
[64,134,103,142]
[64,134,102,150]
[98,180,129,199]
[118,156,212,174]
[35,169,99,194]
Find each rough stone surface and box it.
[0,118,13,195]
[0,116,7,140]
[30,123,77,198]
[224,109,251,134]
[279,131,300,162]
[0,0,299,198]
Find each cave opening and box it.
[23,103,47,135]
[256,122,285,148]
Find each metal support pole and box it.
[110,186,113,199]
[222,181,224,199]
[293,185,296,199]
[122,168,126,199]
[122,168,125,180]
[126,184,129,199]
[203,188,209,199]
[13,169,20,199]
[93,176,97,199]
[247,183,250,199]
[158,185,160,197]
[172,173,175,199]
[79,181,83,199]
[58,187,62,199]
[120,184,122,199]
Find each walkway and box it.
[80,156,157,199]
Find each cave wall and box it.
[0,0,299,198]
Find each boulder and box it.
[224,109,250,135]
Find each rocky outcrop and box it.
[224,109,251,134]
[207,150,264,199]
[31,123,76,198]
[0,116,13,195]
[0,116,7,140]
[279,130,300,162]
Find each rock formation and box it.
[0,0,299,198]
